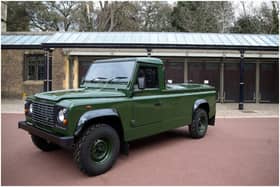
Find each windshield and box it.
[84,61,135,85]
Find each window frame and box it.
[134,63,160,90]
[24,54,45,81]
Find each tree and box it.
[74,1,95,31]
[216,2,234,33]
[138,1,173,32]
[230,1,279,34]
[7,1,30,31]
[257,1,279,34]
[230,15,261,33]
[271,1,279,34]
[94,1,140,31]
[171,1,234,33]
[27,1,79,31]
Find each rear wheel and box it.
[189,108,208,138]
[31,135,59,151]
[74,124,120,176]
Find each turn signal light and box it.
[24,109,28,114]
[85,105,93,110]
[63,119,68,126]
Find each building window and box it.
[24,54,45,80]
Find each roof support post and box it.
[239,49,245,110]
[220,59,224,103]
[147,48,152,57]
[43,48,53,92]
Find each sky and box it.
[232,0,269,17]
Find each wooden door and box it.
[224,63,239,102]
[244,63,256,102]
[260,63,279,103]
[164,62,184,83]
[188,62,220,100]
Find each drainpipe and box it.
[239,49,245,110]
[43,49,48,92]
[49,48,53,91]
[43,48,53,92]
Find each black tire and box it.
[189,108,208,139]
[74,124,120,176]
[31,135,59,151]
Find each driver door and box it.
[131,64,162,127]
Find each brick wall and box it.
[1,49,65,99]
[52,48,65,91]
[1,50,24,98]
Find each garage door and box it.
[244,63,256,102]
[224,63,256,102]
[260,63,279,103]
[224,63,239,102]
[164,62,184,83]
[188,62,220,100]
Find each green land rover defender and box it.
[19,57,216,176]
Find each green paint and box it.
[24,57,216,142]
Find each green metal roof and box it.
[1,32,279,51]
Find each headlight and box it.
[57,108,67,125]
[57,108,66,122]
[29,103,33,114]
[24,100,32,115]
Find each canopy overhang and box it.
[2,32,279,51]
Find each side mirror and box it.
[138,77,145,89]
[80,77,85,85]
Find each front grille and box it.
[32,101,56,127]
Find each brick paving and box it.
[1,114,278,185]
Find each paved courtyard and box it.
[1,114,278,185]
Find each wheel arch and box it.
[74,109,124,143]
[193,99,210,117]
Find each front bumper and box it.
[18,121,74,149]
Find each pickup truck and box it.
[19,57,216,176]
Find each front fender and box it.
[74,108,119,136]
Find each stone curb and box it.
[216,116,278,119]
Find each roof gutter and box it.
[41,43,279,51]
[2,43,278,51]
[1,45,44,49]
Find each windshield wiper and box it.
[107,76,128,83]
[85,77,108,83]
[101,76,129,90]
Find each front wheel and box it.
[189,108,208,138]
[74,124,120,176]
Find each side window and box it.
[136,66,159,88]
[24,54,45,80]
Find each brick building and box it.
[1,32,279,104]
